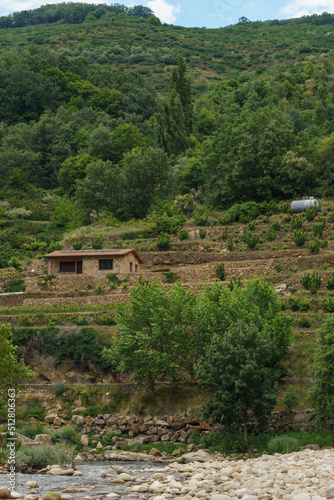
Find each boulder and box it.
[45,413,58,424]
[41,493,61,500]
[177,449,211,463]
[326,485,334,499]
[34,435,52,445]
[80,435,89,446]
[53,417,64,426]
[0,489,11,500]
[24,481,39,489]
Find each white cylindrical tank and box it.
[291,198,319,213]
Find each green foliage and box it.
[266,230,277,242]
[8,256,23,271]
[216,262,225,281]
[178,229,189,241]
[272,220,281,231]
[69,315,89,326]
[0,323,33,396]
[21,399,45,421]
[291,216,303,230]
[157,232,171,250]
[308,315,334,417]
[227,240,234,251]
[90,235,104,249]
[274,263,283,273]
[95,283,103,295]
[154,216,185,234]
[244,231,259,249]
[72,240,83,250]
[163,272,179,284]
[16,423,49,440]
[54,382,67,396]
[287,297,311,311]
[301,272,321,294]
[305,206,317,221]
[16,444,73,473]
[95,314,116,325]
[298,316,312,328]
[282,387,301,412]
[102,431,119,446]
[221,227,228,240]
[4,279,26,293]
[321,297,334,313]
[18,316,35,327]
[292,229,306,247]
[308,239,321,255]
[267,435,300,454]
[325,273,334,290]
[53,426,80,445]
[37,275,56,289]
[199,229,206,239]
[313,222,325,238]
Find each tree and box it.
[308,316,334,417]
[110,280,198,390]
[58,153,94,194]
[0,323,34,397]
[196,320,281,445]
[171,56,193,134]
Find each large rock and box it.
[24,481,39,489]
[0,487,11,499]
[34,435,52,445]
[41,494,61,500]
[326,485,334,499]
[45,413,58,424]
[177,449,211,463]
[80,435,89,446]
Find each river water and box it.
[1,461,168,498]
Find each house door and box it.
[77,261,82,274]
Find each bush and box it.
[102,431,119,446]
[54,383,67,396]
[72,240,83,250]
[313,223,325,238]
[274,263,283,273]
[116,239,123,249]
[272,220,281,231]
[227,240,233,251]
[305,206,317,221]
[107,273,120,284]
[267,435,300,454]
[5,279,26,293]
[322,297,334,313]
[157,232,171,250]
[69,315,89,326]
[291,216,303,230]
[325,273,334,290]
[301,272,321,295]
[178,229,189,241]
[287,297,311,311]
[19,316,35,327]
[163,272,179,283]
[244,231,259,249]
[266,230,277,242]
[16,444,73,472]
[216,262,225,281]
[90,235,104,249]
[54,426,80,445]
[199,229,206,239]
[95,314,116,325]
[292,229,306,247]
[298,316,312,328]
[95,283,103,295]
[155,215,185,234]
[308,239,320,255]
[16,423,49,440]
[221,227,228,240]
[21,399,46,421]
[282,387,301,412]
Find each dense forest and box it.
[0,4,334,257]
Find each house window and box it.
[130,262,133,272]
[135,264,138,272]
[99,259,113,270]
[59,261,76,273]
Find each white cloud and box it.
[281,0,334,18]
[145,0,180,23]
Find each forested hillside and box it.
[0,4,333,256]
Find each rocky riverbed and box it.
[0,448,334,500]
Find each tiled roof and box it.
[45,249,143,263]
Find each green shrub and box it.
[282,387,301,412]
[305,206,317,222]
[288,297,311,311]
[308,239,320,255]
[322,297,334,312]
[325,273,334,290]
[244,231,259,249]
[90,235,104,249]
[102,431,119,446]
[274,263,283,273]
[221,227,228,240]
[248,222,256,231]
[16,423,49,440]
[46,315,62,326]
[284,216,291,223]
[19,316,35,327]
[301,272,321,295]
[107,273,120,284]
[291,216,303,230]
[16,444,73,473]
[216,262,225,281]
[298,316,312,328]
[116,239,123,249]
[163,272,179,283]
[155,215,185,234]
[267,436,300,454]
[320,240,328,249]
[54,426,80,445]
[5,279,26,293]
[292,229,306,247]
[266,230,277,242]
[95,283,103,295]
[157,232,171,250]
[178,229,189,241]
[69,315,89,326]
[8,256,23,272]
[313,223,325,238]
[95,314,116,325]
[227,240,234,251]
[228,276,241,291]
[72,240,83,250]
[21,399,46,421]
[272,220,281,231]
[54,383,67,396]
[199,229,206,239]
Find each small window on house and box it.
[135,264,138,272]
[130,262,133,272]
[60,261,76,273]
[99,259,113,270]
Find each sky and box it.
[0,0,333,28]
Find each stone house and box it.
[45,249,143,276]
